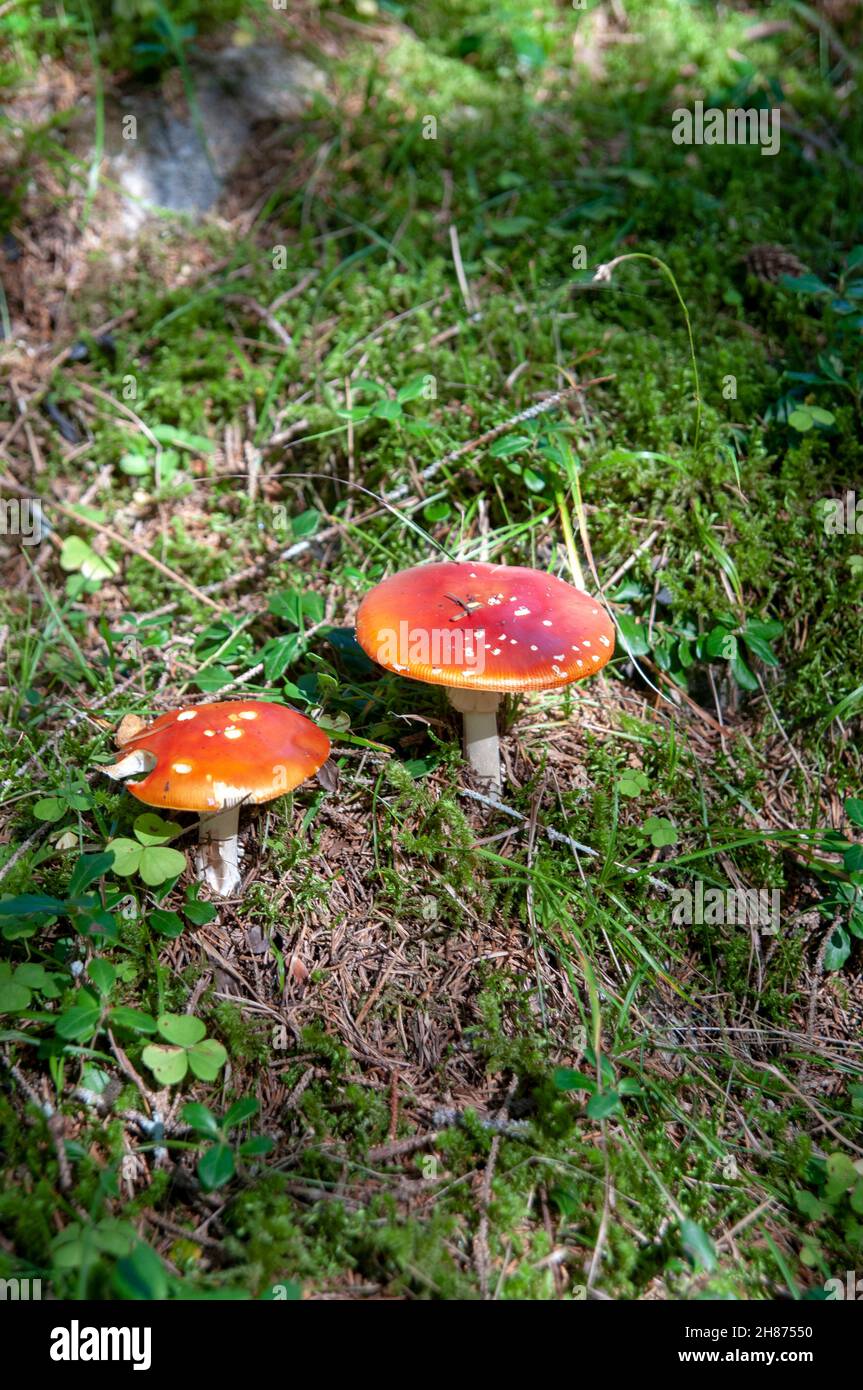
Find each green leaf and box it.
[730,652,759,691]
[522,467,547,493]
[109,1006,157,1034]
[119,451,152,476]
[187,1038,228,1081]
[741,626,780,665]
[157,1013,206,1046]
[192,666,235,693]
[0,893,65,915]
[105,838,142,876]
[291,508,320,538]
[487,215,535,238]
[134,813,181,846]
[182,1102,221,1137]
[680,1218,717,1272]
[780,273,832,296]
[553,1067,596,1092]
[137,845,186,886]
[795,1189,827,1220]
[705,625,736,660]
[824,925,851,972]
[142,1043,188,1085]
[197,1144,235,1191]
[262,633,304,681]
[619,770,649,797]
[149,909,185,938]
[13,963,52,990]
[55,1004,101,1040]
[151,424,216,454]
[183,900,217,927]
[586,1090,621,1119]
[642,816,678,848]
[238,1135,274,1158]
[93,1218,140,1257]
[788,408,813,432]
[825,1152,858,1202]
[488,434,532,458]
[615,612,650,658]
[223,1097,260,1131]
[843,845,863,874]
[68,852,115,897]
[113,1241,169,1300]
[60,535,119,581]
[87,959,116,997]
[33,797,67,822]
[371,398,402,421]
[0,981,32,1013]
[396,376,430,404]
[846,799,863,828]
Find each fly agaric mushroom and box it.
[101,700,331,896]
[355,560,614,793]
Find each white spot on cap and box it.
[514,607,530,617]
[204,729,216,737]
[509,639,518,646]
[224,727,243,740]
[173,762,193,773]
[583,640,591,648]
[530,645,538,652]
[592,653,600,662]
[577,659,583,668]
[554,654,565,662]
[239,710,258,720]
[542,620,552,627]
[599,635,610,647]
[491,648,501,656]
[177,710,197,722]
[571,644,580,652]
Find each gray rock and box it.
[103,44,326,229]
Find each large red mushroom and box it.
[356,561,614,792]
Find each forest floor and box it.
[0,0,862,1300]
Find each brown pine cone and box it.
[743,244,810,284]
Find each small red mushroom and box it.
[356,561,614,792]
[101,700,330,896]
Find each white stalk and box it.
[446,687,502,793]
[195,804,242,897]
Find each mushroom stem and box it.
[446,687,502,793]
[195,804,242,897]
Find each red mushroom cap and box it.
[355,561,615,693]
[115,700,331,811]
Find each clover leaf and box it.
[106,814,186,887]
[141,1013,227,1086]
[642,816,678,848]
